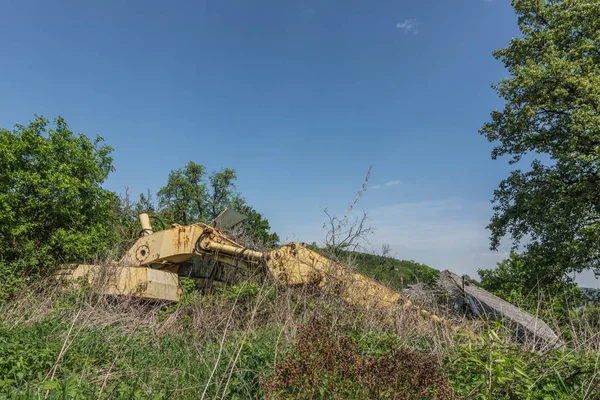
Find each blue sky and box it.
[2,0,598,287]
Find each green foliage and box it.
[156,161,278,245]
[156,162,240,225]
[568,301,600,332]
[0,320,60,391]
[178,276,197,294]
[0,262,24,302]
[322,248,439,291]
[0,312,279,399]
[481,0,600,279]
[216,281,262,300]
[0,116,117,300]
[448,326,598,399]
[354,253,439,290]
[352,331,402,358]
[2,286,599,400]
[478,252,583,324]
[209,167,237,219]
[114,190,158,242]
[157,161,210,225]
[230,197,280,247]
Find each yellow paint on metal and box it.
[60,215,461,331]
[203,241,263,260]
[119,223,261,270]
[65,264,181,301]
[264,243,402,309]
[139,213,153,236]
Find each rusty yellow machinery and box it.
[64,212,453,328]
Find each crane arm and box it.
[117,216,449,326]
[64,214,452,328]
[119,220,401,309]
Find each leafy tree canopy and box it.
[156,161,278,246]
[114,190,157,243]
[479,252,582,323]
[0,116,117,282]
[156,161,210,225]
[481,0,600,278]
[229,197,280,246]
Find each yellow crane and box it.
[60,209,566,346]
[63,211,452,328]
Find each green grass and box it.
[445,326,599,399]
[0,316,278,399]
[1,280,599,399]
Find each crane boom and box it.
[64,213,452,328]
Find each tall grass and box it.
[1,268,599,399]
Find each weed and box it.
[265,315,453,399]
[447,325,599,399]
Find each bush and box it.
[0,315,279,399]
[0,116,117,300]
[447,326,599,399]
[265,316,452,399]
[478,252,584,327]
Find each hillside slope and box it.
[349,251,439,291]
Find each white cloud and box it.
[396,19,420,34]
[371,180,400,190]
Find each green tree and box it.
[157,161,208,225]
[209,168,237,220]
[114,189,157,241]
[157,162,238,225]
[230,197,280,246]
[481,0,600,280]
[157,162,278,245]
[0,116,117,298]
[478,252,582,323]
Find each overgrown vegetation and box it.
[0,116,117,301]
[479,0,600,308]
[266,316,452,399]
[1,277,598,399]
[446,324,599,399]
[313,246,439,292]
[478,252,585,327]
[0,117,279,302]
[3,1,600,397]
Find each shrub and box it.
[447,326,599,399]
[265,316,453,399]
[0,116,117,300]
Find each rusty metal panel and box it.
[212,207,247,230]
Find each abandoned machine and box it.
[60,209,561,346]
